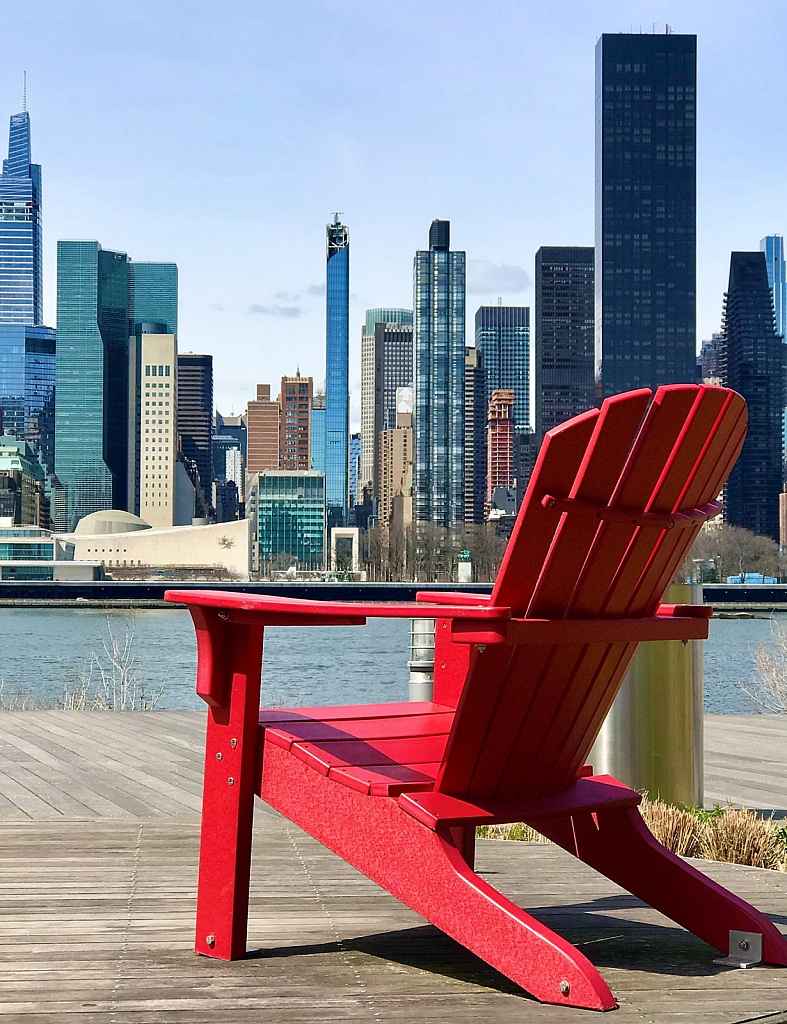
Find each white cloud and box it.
[467,260,530,295]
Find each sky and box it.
[2,0,786,429]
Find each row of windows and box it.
[145,364,171,377]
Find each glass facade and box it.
[129,262,178,336]
[325,216,349,528]
[475,306,530,434]
[413,220,465,526]
[349,432,361,507]
[0,112,42,325]
[535,247,595,435]
[595,34,697,396]
[54,241,130,531]
[760,235,787,476]
[251,471,325,571]
[311,398,326,474]
[0,324,55,471]
[721,251,784,541]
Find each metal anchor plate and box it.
[713,929,763,969]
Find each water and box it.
[0,607,783,713]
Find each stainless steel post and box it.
[409,618,435,701]
[588,583,704,806]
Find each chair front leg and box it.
[194,620,264,960]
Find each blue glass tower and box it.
[413,220,466,526]
[0,111,42,325]
[54,241,130,531]
[129,262,178,336]
[474,306,530,434]
[0,324,55,471]
[325,216,349,528]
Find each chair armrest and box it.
[415,591,492,606]
[165,589,510,622]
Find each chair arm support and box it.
[450,614,709,646]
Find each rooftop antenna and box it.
[22,71,26,112]
[332,211,343,225]
[497,296,503,306]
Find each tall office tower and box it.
[413,220,466,526]
[325,215,349,528]
[310,392,326,474]
[0,110,42,325]
[760,236,787,478]
[486,390,515,508]
[378,393,413,530]
[596,32,697,396]
[0,108,56,474]
[359,308,413,498]
[54,242,130,531]
[246,384,280,473]
[463,346,485,524]
[721,252,784,540]
[138,329,176,527]
[127,262,178,514]
[176,353,213,501]
[474,306,530,434]
[535,247,595,435]
[214,410,247,466]
[279,372,312,470]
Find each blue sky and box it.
[2,0,786,426]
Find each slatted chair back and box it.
[436,384,747,803]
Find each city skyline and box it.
[3,2,786,420]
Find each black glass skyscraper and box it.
[595,32,697,396]
[535,247,595,435]
[721,252,784,541]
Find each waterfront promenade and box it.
[0,711,785,1021]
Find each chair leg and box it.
[260,742,617,1010]
[536,805,787,966]
[194,623,263,960]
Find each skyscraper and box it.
[721,252,783,540]
[486,389,515,509]
[359,308,413,501]
[474,306,530,434]
[310,392,326,475]
[463,346,485,524]
[0,110,42,325]
[413,220,465,526]
[54,241,130,531]
[0,107,55,476]
[176,353,213,502]
[325,215,349,528]
[535,247,595,435]
[246,384,280,472]
[138,328,177,527]
[595,32,697,396]
[129,262,178,336]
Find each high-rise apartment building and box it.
[486,390,515,509]
[349,432,361,508]
[246,384,280,473]
[413,220,465,526]
[463,346,485,524]
[359,308,413,499]
[535,247,595,435]
[325,215,349,528]
[698,333,722,384]
[139,330,176,527]
[310,392,326,474]
[721,252,784,540]
[54,242,130,531]
[176,353,213,500]
[279,372,312,470]
[0,110,42,325]
[596,32,697,395]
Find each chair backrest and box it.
[436,384,747,802]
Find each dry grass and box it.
[749,619,787,713]
[477,798,787,872]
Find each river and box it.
[0,607,783,714]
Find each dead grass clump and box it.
[698,806,787,870]
[476,799,787,872]
[639,796,703,857]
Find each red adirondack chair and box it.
[166,384,787,1011]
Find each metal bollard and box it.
[589,583,704,806]
[408,618,435,701]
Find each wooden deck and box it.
[0,711,785,1021]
